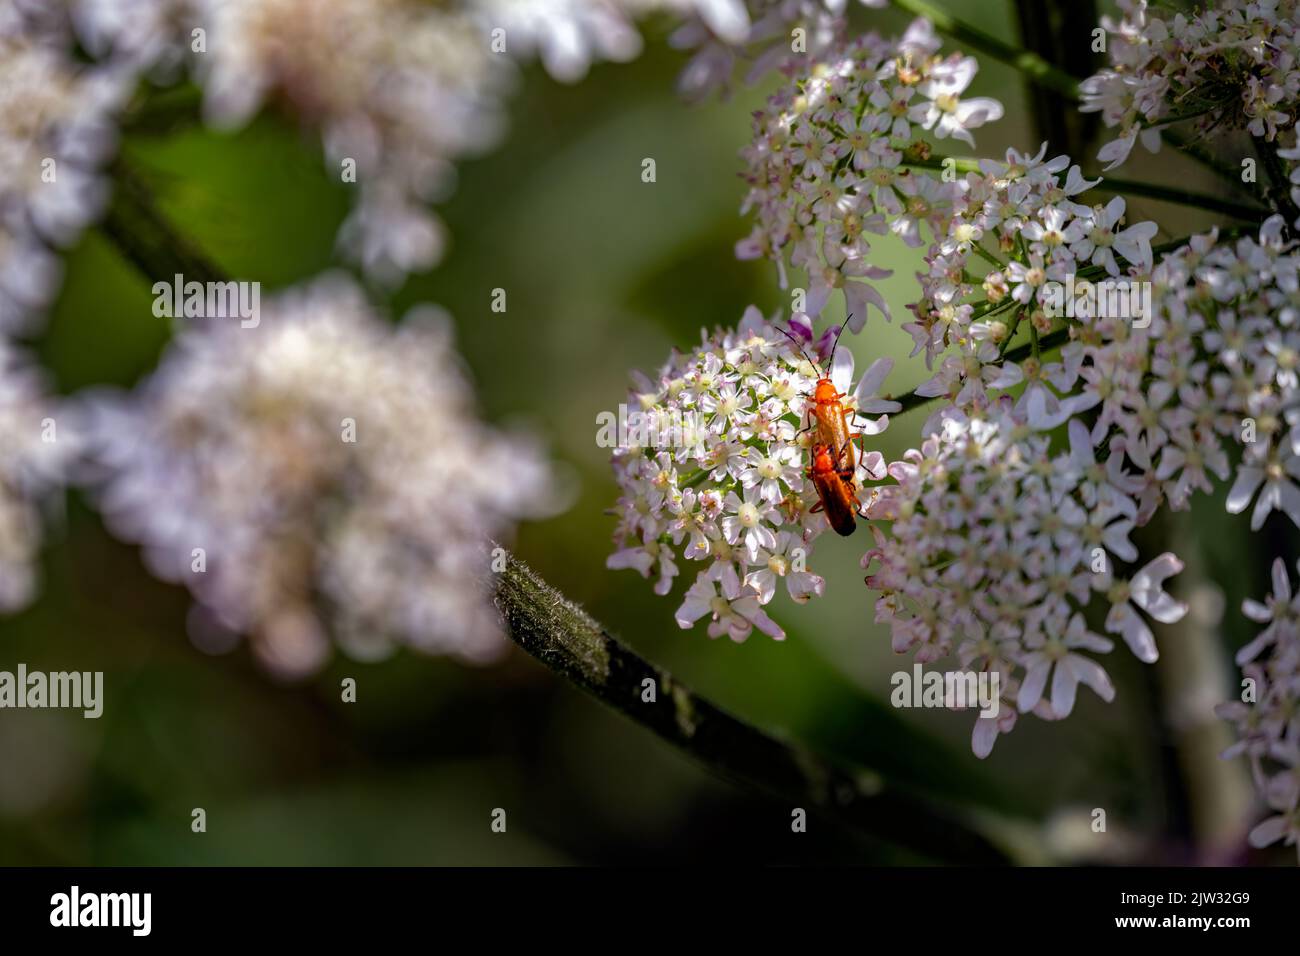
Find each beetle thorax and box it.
[812,447,837,473]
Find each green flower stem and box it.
[903,156,982,176]
[971,243,1004,270]
[1088,176,1269,224]
[998,307,1024,359]
[681,467,712,488]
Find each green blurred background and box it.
[1,1,1293,864]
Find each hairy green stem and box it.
[495,550,1013,863]
[1089,175,1268,224]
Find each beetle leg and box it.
[847,430,872,460]
[836,437,858,472]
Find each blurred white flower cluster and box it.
[191,0,510,286]
[1081,0,1300,169]
[5,0,906,299]
[1218,558,1300,860]
[0,0,567,672]
[0,341,75,612]
[0,3,108,609]
[49,0,821,287]
[737,18,1004,325]
[79,275,555,677]
[607,306,898,641]
[863,405,1188,757]
[0,1,128,333]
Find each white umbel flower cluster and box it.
[737,19,1005,327]
[736,35,1173,438]
[607,306,898,641]
[1218,558,1300,861]
[1081,0,1300,169]
[1059,217,1299,531]
[0,1,127,332]
[863,404,1189,758]
[79,275,554,677]
[864,215,1300,755]
[909,146,1155,393]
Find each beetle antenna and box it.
[829,313,853,360]
[776,325,819,374]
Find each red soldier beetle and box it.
[806,441,866,537]
[779,314,895,476]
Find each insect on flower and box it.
[806,441,864,537]
[781,315,874,476]
[777,314,899,537]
